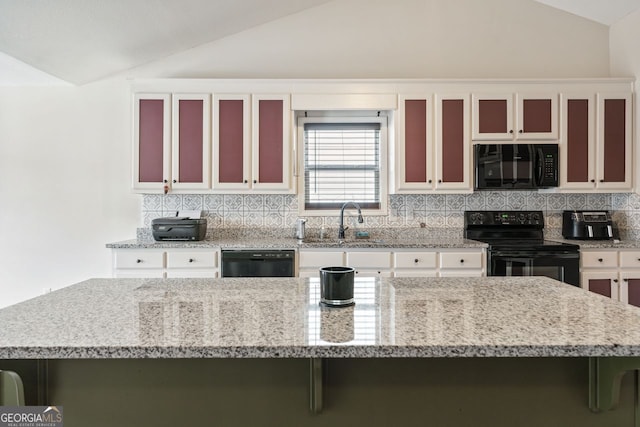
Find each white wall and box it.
[0,0,615,308]
[610,9,640,191]
[129,0,610,79]
[0,79,140,308]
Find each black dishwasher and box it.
[221,250,295,277]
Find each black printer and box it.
[152,217,207,241]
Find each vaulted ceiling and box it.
[1,0,639,86]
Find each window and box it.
[298,114,387,214]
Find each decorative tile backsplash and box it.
[142,192,640,240]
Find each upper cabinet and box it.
[395,93,471,193]
[560,92,632,191]
[252,94,292,192]
[212,93,292,192]
[134,91,293,194]
[133,93,211,193]
[471,93,558,141]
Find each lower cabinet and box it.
[112,248,219,278]
[580,249,640,308]
[299,248,485,278]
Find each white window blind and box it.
[304,122,381,210]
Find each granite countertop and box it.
[2,276,640,359]
[106,233,487,250]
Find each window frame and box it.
[296,112,388,217]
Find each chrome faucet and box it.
[338,201,364,240]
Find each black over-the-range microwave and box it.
[474,143,559,190]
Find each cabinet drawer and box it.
[167,251,217,268]
[115,250,164,269]
[394,252,437,269]
[299,251,345,268]
[581,251,618,268]
[619,251,640,269]
[347,251,392,269]
[440,252,483,269]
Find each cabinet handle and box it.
[189,258,195,263]
[136,259,142,264]
[414,258,419,264]
[598,258,603,262]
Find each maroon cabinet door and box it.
[138,98,166,184]
[626,279,640,308]
[602,98,627,183]
[589,278,613,298]
[565,98,591,184]
[403,99,428,184]
[440,99,464,184]
[257,99,284,184]
[176,99,204,183]
[521,99,553,134]
[217,99,246,184]
[478,99,509,135]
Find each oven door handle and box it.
[491,251,579,258]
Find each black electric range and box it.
[464,210,580,286]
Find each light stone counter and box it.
[2,276,640,359]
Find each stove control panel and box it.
[465,211,544,226]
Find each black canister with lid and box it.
[319,266,355,307]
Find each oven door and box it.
[489,250,580,286]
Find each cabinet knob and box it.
[599,179,604,183]
[598,258,603,262]
[173,179,177,184]
[253,180,257,184]
[590,179,595,183]
[428,179,432,184]
[509,130,514,134]
[438,179,442,183]
[163,179,168,184]
[136,259,142,264]
[189,258,195,263]
[623,278,629,282]
[518,129,523,134]
[614,279,619,283]
[244,180,248,184]
[460,259,465,263]
[414,258,419,264]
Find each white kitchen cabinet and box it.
[297,249,393,277]
[213,94,293,193]
[395,94,471,193]
[580,249,640,307]
[393,251,438,277]
[133,93,211,193]
[559,92,632,191]
[471,92,558,141]
[112,248,220,278]
[298,248,485,278]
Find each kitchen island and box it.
[2,276,640,426]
